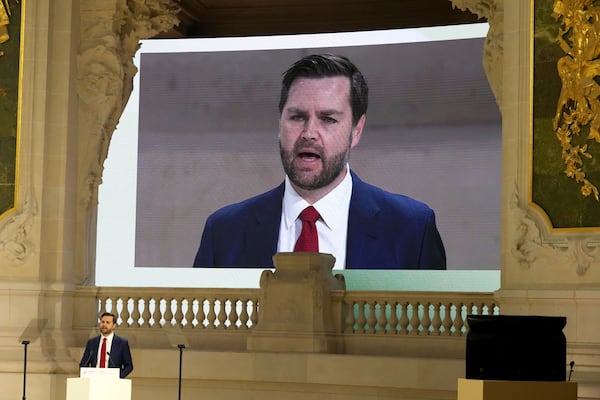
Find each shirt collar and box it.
[282,165,353,230]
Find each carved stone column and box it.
[247,253,346,353]
[76,0,178,284]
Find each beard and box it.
[279,135,352,191]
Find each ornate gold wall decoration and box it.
[0,0,21,219]
[552,0,600,201]
[532,0,600,228]
[0,0,10,53]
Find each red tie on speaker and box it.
[294,206,320,252]
[99,337,107,368]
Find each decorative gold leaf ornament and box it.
[552,0,600,201]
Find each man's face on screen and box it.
[279,76,364,196]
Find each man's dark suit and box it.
[79,334,134,378]
[194,171,446,269]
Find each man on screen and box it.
[193,53,446,269]
[79,312,134,378]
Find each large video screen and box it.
[96,24,501,287]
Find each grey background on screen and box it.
[134,38,502,269]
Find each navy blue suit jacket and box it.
[194,171,446,269]
[79,334,134,378]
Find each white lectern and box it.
[67,368,131,400]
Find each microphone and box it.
[106,352,113,368]
[568,360,575,381]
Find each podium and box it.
[67,369,131,400]
[457,378,577,400]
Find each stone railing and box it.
[73,285,498,356]
[96,287,260,329]
[87,288,497,335]
[343,291,498,336]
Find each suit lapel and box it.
[347,172,380,269]
[92,336,101,365]
[242,183,284,266]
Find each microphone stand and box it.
[568,360,575,381]
[177,344,185,400]
[21,340,30,400]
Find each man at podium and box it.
[79,312,134,378]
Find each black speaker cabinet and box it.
[466,315,567,381]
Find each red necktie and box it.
[294,206,320,252]
[99,337,107,368]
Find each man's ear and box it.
[350,114,366,148]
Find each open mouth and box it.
[297,151,321,161]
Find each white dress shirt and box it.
[277,165,353,269]
[96,332,114,368]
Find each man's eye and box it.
[290,115,305,121]
[322,117,337,124]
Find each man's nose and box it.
[301,118,319,141]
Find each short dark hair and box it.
[100,312,117,324]
[278,54,368,126]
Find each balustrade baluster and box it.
[115,298,125,325]
[344,301,356,333]
[409,303,420,335]
[386,302,398,334]
[250,299,259,327]
[454,303,465,336]
[366,301,377,333]
[217,298,228,329]
[141,297,151,327]
[197,298,207,328]
[98,297,108,317]
[421,302,431,335]
[184,298,194,328]
[239,299,249,329]
[163,298,174,326]
[230,299,240,329]
[441,302,453,335]
[376,302,387,334]
[174,297,184,327]
[430,302,442,335]
[131,297,142,327]
[398,302,409,335]
[356,301,366,333]
[206,298,217,328]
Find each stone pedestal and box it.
[247,253,346,353]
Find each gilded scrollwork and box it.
[0,0,10,56]
[552,0,600,201]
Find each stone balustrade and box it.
[72,285,497,356]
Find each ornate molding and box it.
[78,0,179,207]
[510,182,600,275]
[451,0,504,108]
[0,189,37,263]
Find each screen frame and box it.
[95,23,493,288]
